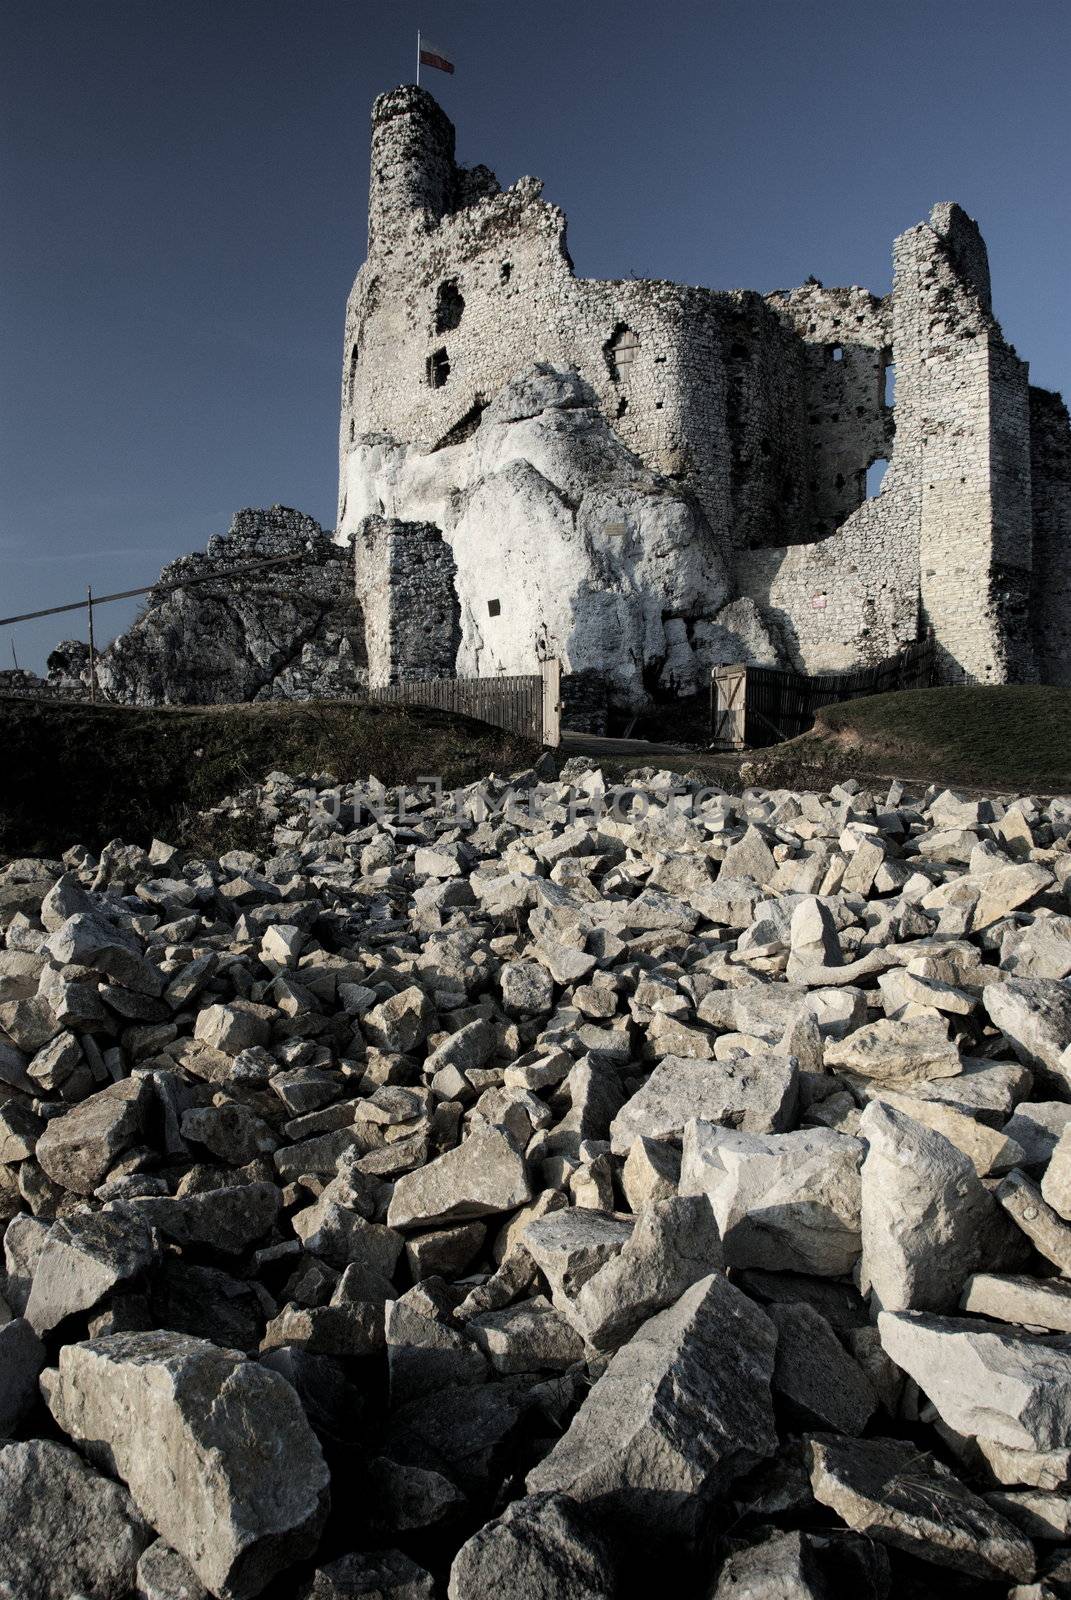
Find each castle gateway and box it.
[338,85,1071,714]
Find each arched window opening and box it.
[427,347,450,388]
[435,279,465,334]
[604,324,640,382]
[866,457,889,498]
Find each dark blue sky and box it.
[3,0,1069,670]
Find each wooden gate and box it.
[364,658,561,747]
[711,637,935,751]
[711,664,748,750]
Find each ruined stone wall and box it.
[339,87,837,557]
[769,285,894,541]
[354,515,460,687]
[1030,386,1071,685]
[736,489,920,673]
[890,205,1035,684]
[338,87,1065,703]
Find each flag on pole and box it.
[418,37,454,75]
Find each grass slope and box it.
[0,697,538,859]
[742,684,1071,794]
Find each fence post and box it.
[540,657,561,747]
[87,587,97,705]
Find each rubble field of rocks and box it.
[3,756,1071,1600]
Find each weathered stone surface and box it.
[302,1550,436,1599]
[808,1433,1034,1582]
[522,1209,634,1305]
[388,1126,532,1229]
[26,1206,157,1333]
[879,1308,1071,1452]
[43,1330,330,1600]
[680,1121,862,1276]
[620,1135,680,1211]
[985,978,1071,1085]
[962,1271,1071,1332]
[1043,1124,1071,1221]
[92,507,365,705]
[0,1438,153,1600]
[469,1296,586,1374]
[526,1274,777,1537]
[448,1492,616,1600]
[768,1301,877,1435]
[859,1100,1017,1312]
[711,1528,890,1600]
[35,1077,150,1194]
[0,1317,45,1436]
[136,1539,211,1600]
[609,1054,798,1154]
[571,1195,723,1349]
[825,1014,962,1086]
[998,1167,1071,1272]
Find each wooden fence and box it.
[364,657,561,747]
[712,635,935,750]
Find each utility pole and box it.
[87,587,97,705]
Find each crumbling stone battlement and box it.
[342,87,1069,703]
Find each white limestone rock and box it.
[344,365,731,710]
[388,1125,532,1230]
[859,1100,1018,1312]
[609,1053,799,1155]
[680,1120,863,1277]
[807,1433,1034,1583]
[526,1274,777,1537]
[878,1309,1071,1453]
[570,1195,723,1350]
[984,977,1071,1087]
[0,1438,153,1600]
[25,1207,157,1334]
[43,1330,330,1600]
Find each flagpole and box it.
[416,29,420,86]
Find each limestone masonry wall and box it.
[337,85,1070,707]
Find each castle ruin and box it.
[338,85,1071,715]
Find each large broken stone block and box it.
[522,1209,634,1306]
[984,976,1071,1082]
[448,1492,616,1600]
[680,1121,862,1277]
[878,1308,1071,1453]
[25,1207,157,1334]
[34,1077,151,1194]
[526,1274,777,1538]
[570,1195,723,1349]
[388,1125,532,1229]
[609,1054,798,1155]
[859,1100,1017,1312]
[43,1329,330,1600]
[0,1438,153,1600]
[825,1014,962,1086]
[807,1433,1034,1582]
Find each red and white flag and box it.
[418,36,454,75]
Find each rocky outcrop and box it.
[343,364,738,709]
[80,507,366,705]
